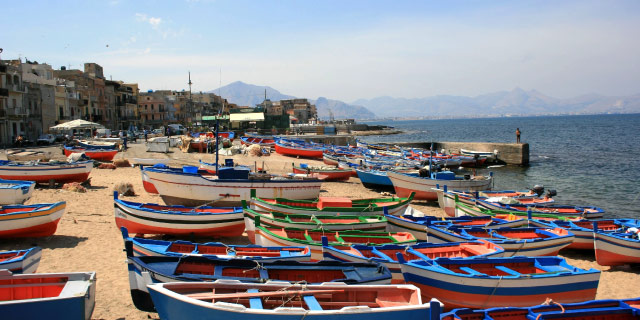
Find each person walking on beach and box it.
[516,128,521,143]
[144,130,148,143]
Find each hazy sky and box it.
[2,0,639,102]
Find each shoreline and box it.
[0,141,638,319]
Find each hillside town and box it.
[0,59,321,146]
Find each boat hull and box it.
[292,167,352,181]
[388,171,492,201]
[594,231,640,266]
[145,168,322,207]
[0,202,66,238]
[0,161,92,184]
[0,247,42,274]
[0,179,35,205]
[275,143,324,158]
[63,148,118,161]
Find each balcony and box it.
[9,84,25,93]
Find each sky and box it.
[1,0,639,102]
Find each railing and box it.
[5,108,28,116]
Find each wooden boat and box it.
[5,150,51,162]
[254,224,417,260]
[127,254,392,312]
[435,186,554,217]
[292,164,353,181]
[355,168,395,189]
[459,148,496,161]
[63,145,118,161]
[243,208,387,242]
[0,202,66,238]
[76,139,118,149]
[0,247,41,274]
[530,219,637,250]
[147,280,439,320]
[240,136,275,147]
[454,198,587,221]
[476,199,605,219]
[398,255,600,309]
[323,240,504,283]
[422,225,574,257]
[385,208,528,241]
[442,298,640,320]
[388,170,493,201]
[122,227,311,261]
[131,158,170,166]
[114,192,244,237]
[0,160,92,184]
[198,160,252,175]
[0,270,96,319]
[0,178,35,205]
[250,192,414,216]
[594,223,640,266]
[322,153,342,166]
[140,166,158,193]
[274,138,324,158]
[144,165,322,206]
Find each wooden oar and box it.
[186,289,344,300]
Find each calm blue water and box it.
[360,114,640,219]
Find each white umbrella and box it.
[50,119,105,130]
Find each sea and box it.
[359,113,640,219]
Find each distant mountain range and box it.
[211,82,640,120]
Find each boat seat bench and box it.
[495,265,521,276]
[303,295,323,310]
[247,289,263,309]
[459,267,487,276]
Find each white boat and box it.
[0,179,35,205]
[387,170,492,201]
[0,270,96,319]
[0,160,93,184]
[144,166,322,206]
[0,202,67,238]
[5,150,52,162]
[131,158,170,166]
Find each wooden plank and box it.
[186,289,344,300]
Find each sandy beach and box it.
[1,140,639,319]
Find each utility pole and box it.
[188,71,193,125]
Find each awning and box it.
[229,112,265,122]
[50,119,104,130]
[202,115,229,121]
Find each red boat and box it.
[240,136,275,147]
[0,202,66,238]
[292,165,352,181]
[275,139,324,159]
[63,146,118,161]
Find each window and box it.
[151,104,154,111]
[145,104,147,110]
[6,75,11,85]
[13,75,19,85]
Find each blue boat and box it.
[0,247,41,274]
[127,252,392,311]
[122,227,311,261]
[441,298,640,320]
[399,255,600,309]
[355,168,394,189]
[148,280,442,320]
[0,270,96,320]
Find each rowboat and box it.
[441,298,640,320]
[5,150,51,161]
[243,208,387,242]
[144,165,322,206]
[140,166,158,193]
[435,187,555,217]
[63,145,118,161]
[240,136,275,147]
[76,140,118,149]
[530,219,637,250]
[250,192,414,216]
[0,270,96,319]
[422,225,574,257]
[292,164,353,181]
[0,202,66,238]
[459,148,497,161]
[355,168,394,189]
[131,158,170,166]
[274,138,325,158]
[122,227,311,261]
[255,224,417,260]
[323,240,504,282]
[399,255,600,309]
[388,170,493,201]
[114,192,244,237]
[0,178,35,205]
[127,255,392,311]
[0,160,92,184]
[0,247,41,274]
[476,199,605,219]
[594,223,640,266]
[385,208,528,241]
[198,159,252,175]
[147,280,440,320]
[454,198,587,221]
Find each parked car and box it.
[37,134,56,145]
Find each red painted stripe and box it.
[0,218,61,238]
[394,186,437,200]
[595,248,640,266]
[0,173,90,183]
[142,180,159,194]
[115,217,245,237]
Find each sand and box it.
[1,140,638,319]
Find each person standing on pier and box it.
[516,128,521,143]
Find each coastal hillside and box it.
[210,81,377,120]
[352,88,640,118]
